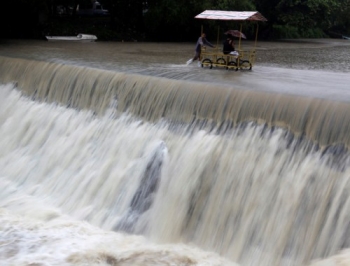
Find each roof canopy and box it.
[195,10,267,21]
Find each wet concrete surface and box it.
[0,38,349,102]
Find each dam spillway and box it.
[0,40,350,266]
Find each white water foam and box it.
[0,83,349,266]
[0,83,236,266]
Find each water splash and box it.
[0,71,350,265]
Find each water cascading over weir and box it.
[0,55,349,266]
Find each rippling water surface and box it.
[0,38,350,266]
[1,38,349,101]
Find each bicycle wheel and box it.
[239,60,252,70]
[216,57,226,66]
[227,61,238,71]
[201,58,212,69]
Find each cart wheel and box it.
[227,61,238,71]
[239,60,252,70]
[216,58,226,65]
[201,58,212,69]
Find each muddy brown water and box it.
[1,38,349,102]
[0,38,350,266]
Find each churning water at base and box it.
[0,84,237,266]
[0,39,350,266]
[0,81,349,266]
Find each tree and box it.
[281,0,336,28]
[329,0,350,35]
[253,0,347,38]
[143,0,257,41]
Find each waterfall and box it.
[0,55,349,149]
[0,55,349,265]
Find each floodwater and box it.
[1,38,350,101]
[0,38,350,266]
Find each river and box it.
[0,38,349,266]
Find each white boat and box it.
[342,35,350,40]
[46,33,97,42]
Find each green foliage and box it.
[144,0,197,41]
[299,27,327,38]
[271,24,326,39]
[272,25,300,39]
[142,0,349,40]
[1,0,350,40]
[203,0,255,10]
[274,0,339,36]
[144,0,258,41]
[329,0,350,35]
[253,0,349,39]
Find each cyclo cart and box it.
[194,10,267,71]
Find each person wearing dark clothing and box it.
[223,36,235,54]
[223,35,239,57]
[186,33,215,66]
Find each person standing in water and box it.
[186,33,215,66]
